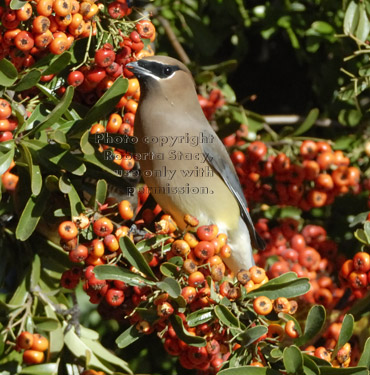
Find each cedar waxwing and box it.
[126,56,264,274]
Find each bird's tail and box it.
[223,217,255,275]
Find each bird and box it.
[126,56,264,275]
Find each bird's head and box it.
[126,56,196,99]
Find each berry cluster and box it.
[1,0,100,64]
[16,331,49,365]
[89,75,141,172]
[197,88,225,120]
[340,251,370,298]
[0,98,17,142]
[230,140,361,209]
[57,204,316,373]
[60,20,155,107]
[254,218,345,309]
[0,98,19,191]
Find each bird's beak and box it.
[126,61,149,77]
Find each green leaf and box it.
[218,366,281,375]
[136,234,171,253]
[45,306,64,357]
[13,70,42,91]
[30,254,41,290]
[169,315,206,347]
[284,346,304,375]
[332,314,354,358]
[27,86,75,135]
[303,353,331,367]
[350,212,369,227]
[358,337,370,369]
[80,326,99,340]
[311,21,334,34]
[116,325,143,349]
[81,337,132,374]
[364,222,370,242]
[69,77,129,135]
[68,183,85,216]
[320,367,369,375]
[245,273,310,299]
[93,264,155,287]
[0,59,18,87]
[59,175,72,194]
[303,355,320,375]
[344,1,360,35]
[19,363,58,375]
[0,333,4,357]
[20,143,42,195]
[293,108,319,136]
[81,129,95,155]
[10,0,28,9]
[160,262,181,278]
[33,317,59,331]
[82,150,124,177]
[356,4,370,42]
[64,326,114,373]
[15,187,50,241]
[42,52,72,75]
[238,326,268,347]
[94,179,107,211]
[296,305,326,346]
[119,236,158,281]
[186,308,214,327]
[8,271,29,306]
[354,228,370,244]
[0,146,15,176]
[28,141,86,175]
[156,277,181,298]
[214,305,240,329]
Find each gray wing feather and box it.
[202,129,265,250]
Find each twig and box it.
[156,15,190,65]
[263,115,342,128]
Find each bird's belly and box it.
[138,155,240,230]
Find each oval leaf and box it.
[214,304,240,329]
[27,86,75,135]
[295,305,326,346]
[42,52,72,75]
[0,146,15,176]
[246,275,310,299]
[218,367,281,375]
[156,277,181,298]
[358,337,370,369]
[116,325,143,349]
[344,1,360,35]
[94,179,107,210]
[119,236,158,281]
[186,308,214,327]
[13,69,42,91]
[93,264,155,287]
[238,326,268,347]
[293,108,319,136]
[160,262,181,278]
[169,315,206,347]
[332,314,354,358]
[0,59,18,86]
[15,187,50,241]
[19,363,58,375]
[283,345,304,375]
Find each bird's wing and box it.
[202,129,265,250]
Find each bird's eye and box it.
[163,66,172,76]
